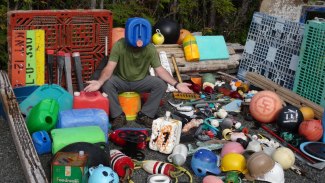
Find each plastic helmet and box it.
[220,142,245,158]
[272,147,295,170]
[245,152,275,180]
[256,162,285,183]
[220,153,247,174]
[88,164,119,183]
[191,149,221,177]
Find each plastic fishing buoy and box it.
[271,147,295,170]
[249,91,283,123]
[299,120,323,141]
[142,160,175,176]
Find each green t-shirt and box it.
[108,38,161,81]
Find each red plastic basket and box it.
[7,10,113,88]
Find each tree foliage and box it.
[0,0,262,69]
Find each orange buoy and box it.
[111,27,125,48]
[177,29,191,45]
[118,92,141,121]
[249,91,283,123]
[299,106,315,120]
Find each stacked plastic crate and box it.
[293,19,325,108]
[237,12,305,90]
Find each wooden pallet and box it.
[154,44,242,75]
[245,72,324,119]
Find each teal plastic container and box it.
[51,126,106,154]
[19,84,73,116]
[26,98,59,134]
[125,17,152,47]
[57,109,110,142]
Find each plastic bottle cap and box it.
[79,150,85,156]
[72,52,80,57]
[165,111,171,118]
[74,92,80,96]
[102,92,108,97]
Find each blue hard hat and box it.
[88,164,119,183]
[191,149,221,177]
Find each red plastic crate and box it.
[7,10,113,88]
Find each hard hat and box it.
[256,162,285,183]
[245,151,275,180]
[88,164,119,183]
[271,147,295,170]
[191,149,221,177]
[220,142,245,158]
[220,153,247,174]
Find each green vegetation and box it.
[1,0,262,69]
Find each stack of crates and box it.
[293,19,325,108]
[237,12,305,90]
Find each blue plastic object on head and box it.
[88,164,119,183]
[125,17,152,47]
[191,149,221,177]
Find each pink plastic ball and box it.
[203,175,224,183]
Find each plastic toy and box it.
[220,153,247,174]
[88,164,119,183]
[191,149,221,177]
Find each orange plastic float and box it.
[118,92,141,121]
[177,29,191,45]
[249,91,283,123]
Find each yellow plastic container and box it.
[118,92,141,121]
[183,35,200,62]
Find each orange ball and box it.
[299,120,323,141]
[249,91,283,123]
[177,29,191,45]
[299,106,315,120]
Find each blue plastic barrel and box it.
[125,17,152,47]
[57,109,110,142]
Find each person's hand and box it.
[176,82,193,93]
[84,80,102,92]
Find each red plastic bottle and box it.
[73,91,109,115]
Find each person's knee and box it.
[102,80,115,93]
[156,78,168,91]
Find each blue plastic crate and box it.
[237,12,305,89]
[293,19,325,108]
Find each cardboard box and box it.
[52,152,88,183]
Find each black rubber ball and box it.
[277,105,303,133]
[153,19,180,44]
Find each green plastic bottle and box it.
[26,98,59,134]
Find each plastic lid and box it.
[57,51,65,56]
[46,49,55,54]
[72,52,80,57]
[79,150,85,156]
[74,92,80,96]
[102,92,108,97]
[165,111,171,118]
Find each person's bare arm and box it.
[154,66,193,93]
[84,61,117,92]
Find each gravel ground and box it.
[1,93,325,183]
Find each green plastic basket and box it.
[293,19,325,108]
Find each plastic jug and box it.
[149,111,182,154]
[73,91,109,115]
[183,34,200,62]
[125,17,152,47]
[19,84,73,116]
[51,126,106,154]
[26,98,59,134]
[57,109,110,142]
[32,130,52,155]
